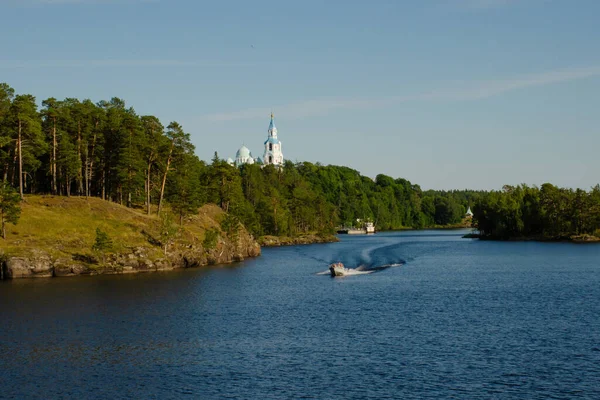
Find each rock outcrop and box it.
[1,198,261,280]
[2,233,261,279]
[3,250,54,279]
[258,233,339,247]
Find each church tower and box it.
[263,113,283,166]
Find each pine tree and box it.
[92,227,113,252]
[0,181,21,239]
[0,83,15,183]
[140,115,165,214]
[7,95,45,199]
[166,152,205,224]
[41,98,62,194]
[117,110,145,207]
[57,134,80,196]
[159,212,178,255]
[157,121,192,215]
[92,227,113,263]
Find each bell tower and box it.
[263,113,283,166]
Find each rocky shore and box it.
[1,239,260,279]
[462,232,600,243]
[0,196,260,280]
[258,233,339,247]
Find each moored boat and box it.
[336,221,376,235]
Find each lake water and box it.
[1,230,600,399]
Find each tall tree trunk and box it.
[146,161,152,215]
[84,147,89,199]
[87,127,97,198]
[18,118,23,200]
[157,141,174,215]
[77,120,83,195]
[52,117,57,195]
[101,168,105,200]
[11,141,17,187]
[274,204,278,234]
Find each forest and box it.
[473,184,600,240]
[1,82,598,240]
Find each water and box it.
[1,230,600,399]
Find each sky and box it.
[1,0,599,190]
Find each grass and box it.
[1,195,227,262]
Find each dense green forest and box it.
[1,82,598,240]
[473,184,600,240]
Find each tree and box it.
[166,152,205,225]
[205,152,245,213]
[0,83,15,183]
[57,134,81,196]
[7,95,44,199]
[0,182,21,239]
[159,211,178,255]
[157,121,191,215]
[140,115,165,214]
[92,227,113,262]
[41,98,62,194]
[117,110,145,207]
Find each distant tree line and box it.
[473,184,600,239]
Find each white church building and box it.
[228,113,284,168]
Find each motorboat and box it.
[329,262,348,277]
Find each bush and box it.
[220,214,240,239]
[92,227,113,253]
[203,229,219,250]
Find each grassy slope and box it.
[2,195,224,260]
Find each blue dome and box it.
[236,145,251,159]
[264,137,280,145]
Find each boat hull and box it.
[329,263,347,277]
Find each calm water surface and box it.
[1,230,600,399]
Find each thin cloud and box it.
[4,0,157,5]
[203,98,377,123]
[422,66,600,101]
[449,0,550,11]
[198,66,600,122]
[458,0,517,9]
[0,59,254,68]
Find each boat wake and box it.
[317,262,404,277]
[298,233,407,277]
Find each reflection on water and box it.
[2,229,600,399]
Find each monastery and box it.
[227,113,283,167]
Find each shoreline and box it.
[258,233,339,247]
[0,196,261,280]
[462,233,600,243]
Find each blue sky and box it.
[1,0,599,190]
